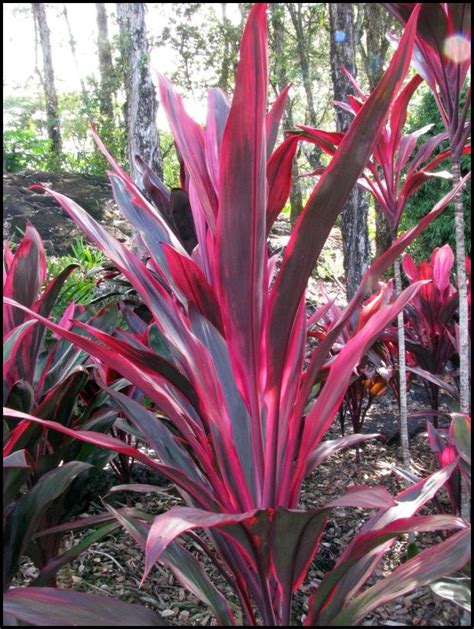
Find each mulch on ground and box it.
[15,390,463,626]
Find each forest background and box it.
[3,2,471,276]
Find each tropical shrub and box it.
[383,3,471,429]
[294,38,470,445]
[308,282,400,437]
[3,226,146,590]
[3,4,471,626]
[400,87,471,261]
[401,245,462,413]
[382,3,471,159]
[294,70,469,243]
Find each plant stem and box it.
[394,256,410,472]
[451,159,470,416]
[452,158,470,525]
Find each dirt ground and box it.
[3,171,131,255]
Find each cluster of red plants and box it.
[3,3,471,626]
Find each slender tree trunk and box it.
[453,161,470,629]
[116,3,162,185]
[357,4,391,91]
[218,3,232,92]
[329,3,370,300]
[62,5,88,102]
[96,3,115,121]
[270,3,303,227]
[394,257,411,471]
[375,211,394,258]
[452,160,470,415]
[452,159,470,525]
[288,155,304,228]
[32,3,62,156]
[286,3,321,172]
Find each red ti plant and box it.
[4,4,472,625]
[3,227,142,589]
[309,282,400,437]
[294,71,469,239]
[401,244,460,413]
[382,3,471,159]
[294,56,469,460]
[383,3,471,429]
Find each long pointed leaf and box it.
[215,2,268,418]
[3,587,169,626]
[267,5,421,424]
[3,407,218,510]
[329,528,471,626]
[266,83,292,156]
[3,461,92,587]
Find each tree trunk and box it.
[340,187,370,299]
[375,210,394,258]
[286,3,321,172]
[357,4,392,91]
[452,160,471,415]
[356,3,395,257]
[452,159,470,525]
[96,3,115,121]
[62,5,88,103]
[394,257,411,471]
[288,155,304,228]
[32,3,62,156]
[218,3,232,92]
[329,3,370,300]
[270,3,303,227]
[116,3,162,185]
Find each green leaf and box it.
[3,461,92,587]
[3,587,169,626]
[405,541,420,560]
[430,576,471,612]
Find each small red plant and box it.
[294,70,469,239]
[309,282,400,437]
[401,244,462,412]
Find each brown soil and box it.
[3,171,131,255]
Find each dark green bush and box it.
[400,86,471,262]
[4,129,53,173]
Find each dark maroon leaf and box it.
[4,587,169,626]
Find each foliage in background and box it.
[401,86,471,261]
[3,129,52,173]
[3,86,180,185]
[46,236,105,321]
[3,85,125,176]
[159,131,181,190]
[155,3,245,96]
